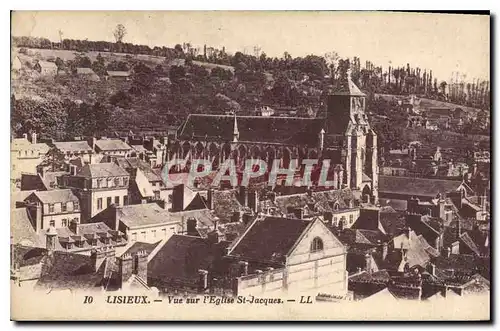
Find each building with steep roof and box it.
[11,133,50,182]
[171,75,378,203]
[226,216,348,296]
[24,189,81,231]
[33,60,58,76]
[60,163,131,220]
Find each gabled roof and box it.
[121,241,162,257]
[95,139,132,151]
[75,163,129,178]
[148,235,230,287]
[54,141,93,153]
[11,208,43,246]
[26,189,79,204]
[115,157,163,182]
[178,114,323,146]
[379,176,463,197]
[228,217,313,264]
[113,203,174,228]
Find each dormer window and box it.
[49,204,54,213]
[310,237,324,253]
[61,203,67,212]
[114,177,120,187]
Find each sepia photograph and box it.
[9,10,491,321]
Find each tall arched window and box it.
[310,237,324,253]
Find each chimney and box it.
[268,191,276,203]
[207,189,214,210]
[118,253,134,286]
[172,184,185,212]
[242,212,253,226]
[365,252,372,274]
[31,132,37,144]
[88,137,97,151]
[248,190,258,212]
[187,218,197,236]
[46,226,58,253]
[445,246,451,258]
[324,211,333,224]
[198,269,209,291]
[90,248,107,272]
[239,261,248,276]
[382,242,388,260]
[294,207,305,219]
[232,211,242,223]
[407,196,420,214]
[69,218,79,234]
[239,186,248,207]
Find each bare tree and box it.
[113,24,127,43]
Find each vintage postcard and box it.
[10,11,490,321]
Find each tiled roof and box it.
[349,270,391,283]
[379,176,463,197]
[11,208,43,247]
[27,189,79,204]
[379,211,407,237]
[148,235,230,287]
[212,189,244,222]
[11,190,35,208]
[421,215,444,234]
[20,174,47,191]
[114,203,175,228]
[95,139,132,151]
[115,157,163,182]
[121,241,162,257]
[229,217,312,264]
[35,251,106,290]
[178,114,324,146]
[54,141,93,153]
[76,163,129,178]
[378,198,408,211]
[433,254,490,281]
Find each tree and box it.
[113,24,127,43]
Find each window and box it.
[170,227,176,234]
[333,217,337,225]
[168,194,173,203]
[74,201,79,210]
[123,177,129,187]
[114,178,120,187]
[154,191,160,200]
[97,198,103,210]
[115,196,120,205]
[152,230,157,238]
[49,204,54,213]
[141,231,147,240]
[123,195,129,206]
[162,228,167,238]
[62,219,68,227]
[49,220,55,227]
[350,214,354,224]
[107,197,112,207]
[61,203,67,212]
[131,232,137,242]
[107,178,113,187]
[310,237,324,253]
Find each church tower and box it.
[324,71,378,203]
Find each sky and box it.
[11,11,490,82]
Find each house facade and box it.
[24,189,81,231]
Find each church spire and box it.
[233,113,239,142]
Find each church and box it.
[170,74,379,203]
